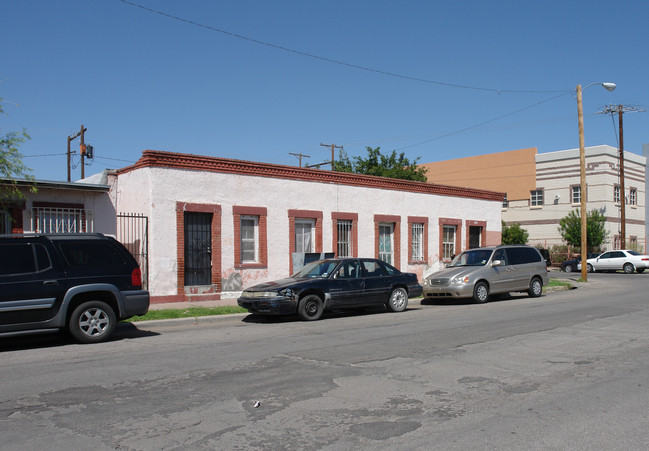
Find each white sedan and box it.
[578,250,649,274]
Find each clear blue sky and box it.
[2,0,648,182]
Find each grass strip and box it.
[126,306,248,322]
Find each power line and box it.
[397,91,571,151]
[117,0,568,95]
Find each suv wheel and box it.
[473,282,489,304]
[69,301,117,343]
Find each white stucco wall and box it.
[114,165,502,298]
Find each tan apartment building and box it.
[420,145,646,252]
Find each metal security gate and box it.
[184,212,212,286]
[117,213,149,289]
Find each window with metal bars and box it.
[32,207,93,233]
[411,223,424,261]
[336,220,353,258]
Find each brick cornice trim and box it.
[120,150,504,202]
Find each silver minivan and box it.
[423,245,549,303]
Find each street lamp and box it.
[577,82,616,281]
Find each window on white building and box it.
[629,188,637,205]
[337,220,353,258]
[240,216,258,263]
[442,225,456,260]
[614,185,620,203]
[294,219,315,253]
[411,223,424,261]
[531,189,543,207]
[378,223,394,265]
[502,194,508,209]
[571,186,581,204]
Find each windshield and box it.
[292,260,340,279]
[628,250,641,256]
[449,249,493,267]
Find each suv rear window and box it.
[58,242,127,267]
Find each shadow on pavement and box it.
[0,322,159,352]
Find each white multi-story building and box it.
[421,145,647,252]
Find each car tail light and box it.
[131,268,142,287]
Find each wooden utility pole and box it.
[67,125,87,182]
[80,124,86,180]
[597,104,646,249]
[289,152,310,167]
[618,106,626,249]
[320,143,343,171]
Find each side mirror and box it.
[492,260,504,267]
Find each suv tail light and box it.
[131,268,142,287]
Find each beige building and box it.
[421,146,646,252]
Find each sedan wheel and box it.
[563,264,573,273]
[386,287,408,312]
[298,294,324,321]
[623,263,635,274]
[586,264,594,273]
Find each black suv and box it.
[0,233,149,343]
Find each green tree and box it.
[333,146,428,181]
[558,209,608,251]
[501,221,529,245]
[1,99,33,205]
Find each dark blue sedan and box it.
[237,258,423,320]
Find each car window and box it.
[628,251,641,256]
[362,260,387,277]
[0,243,36,275]
[505,247,541,265]
[34,244,53,271]
[58,242,127,267]
[493,249,507,265]
[451,249,493,267]
[378,261,399,275]
[612,251,626,258]
[336,260,360,279]
[293,260,339,278]
[599,252,612,259]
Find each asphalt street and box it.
[1,272,648,450]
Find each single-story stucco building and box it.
[108,150,505,304]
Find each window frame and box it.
[233,206,267,269]
[571,185,581,205]
[408,216,428,264]
[530,189,543,207]
[629,187,637,206]
[332,212,358,258]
